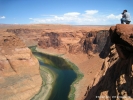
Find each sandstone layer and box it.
[0,32,42,100]
[85,24,133,100]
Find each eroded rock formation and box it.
[6,29,43,46]
[85,24,133,100]
[7,27,109,57]
[0,32,42,100]
[37,30,109,56]
[38,32,61,49]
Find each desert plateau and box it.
[1,24,133,100]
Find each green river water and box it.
[30,46,83,100]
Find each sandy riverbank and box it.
[36,46,104,100]
[32,66,55,100]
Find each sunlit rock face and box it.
[6,26,109,57]
[0,32,42,100]
[85,24,133,100]
[37,30,109,57]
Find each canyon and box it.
[1,24,133,100]
[4,24,110,100]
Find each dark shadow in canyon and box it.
[84,57,133,100]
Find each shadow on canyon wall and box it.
[85,24,133,100]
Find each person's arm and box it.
[123,13,126,18]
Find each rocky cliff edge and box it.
[85,24,133,100]
[0,32,42,100]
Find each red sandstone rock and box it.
[85,24,133,100]
[0,32,42,100]
[37,30,109,57]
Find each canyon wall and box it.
[37,30,109,57]
[6,29,43,46]
[85,24,133,100]
[0,32,42,100]
[6,28,109,57]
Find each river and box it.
[30,46,83,100]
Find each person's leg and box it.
[121,18,126,24]
[121,18,124,24]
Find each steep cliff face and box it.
[6,29,43,46]
[6,28,109,56]
[85,24,133,100]
[0,32,42,100]
[83,30,109,56]
[37,30,109,56]
[38,32,61,49]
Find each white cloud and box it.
[0,16,5,19]
[85,10,98,15]
[29,10,121,25]
[107,14,121,20]
[64,12,80,17]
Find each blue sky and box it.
[0,0,133,25]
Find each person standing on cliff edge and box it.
[121,10,131,24]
